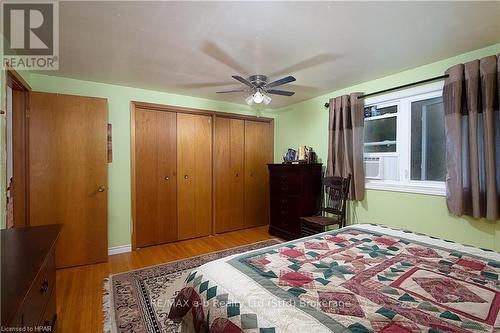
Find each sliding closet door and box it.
[214,117,244,233]
[244,120,273,228]
[134,109,177,248]
[177,113,212,240]
[29,92,108,268]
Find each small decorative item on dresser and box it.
[300,174,351,236]
[305,147,317,163]
[283,148,297,162]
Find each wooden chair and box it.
[300,174,351,236]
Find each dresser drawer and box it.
[269,171,303,195]
[270,183,303,197]
[20,247,56,327]
[270,196,302,235]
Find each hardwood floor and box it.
[55,226,272,332]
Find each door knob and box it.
[164,176,170,181]
[98,186,106,192]
[184,175,189,179]
[235,172,239,177]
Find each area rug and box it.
[103,239,281,333]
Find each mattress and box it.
[168,224,500,332]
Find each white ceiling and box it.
[47,1,500,108]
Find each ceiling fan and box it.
[216,75,296,105]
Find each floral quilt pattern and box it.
[169,226,500,332]
[229,227,500,332]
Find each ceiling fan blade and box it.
[176,81,236,89]
[270,54,337,77]
[266,89,295,96]
[202,41,248,74]
[232,75,255,89]
[216,89,248,94]
[264,76,296,89]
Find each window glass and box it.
[364,105,397,118]
[364,117,397,152]
[410,97,446,181]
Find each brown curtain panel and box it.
[443,54,500,220]
[327,92,365,200]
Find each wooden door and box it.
[134,109,177,248]
[12,89,28,227]
[29,92,108,268]
[177,113,212,240]
[214,117,244,233]
[244,120,273,228]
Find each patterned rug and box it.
[103,239,281,333]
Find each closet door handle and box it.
[184,175,189,179]
[97,186,106,192]
[164,176,170,181]
[235,172,239,177]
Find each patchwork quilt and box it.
[168,224,500,332]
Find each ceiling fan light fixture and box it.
[245,95,254,105]
[218,74,296,106]
[263,94,272,105]
[253,90,264,104]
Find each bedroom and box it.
[1,1,499,332]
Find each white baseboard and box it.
[108,244,132,256]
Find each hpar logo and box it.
[2,1,59,70]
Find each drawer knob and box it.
[39,279,49,294]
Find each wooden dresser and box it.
[1,224,61,331]
[268,163,322,240]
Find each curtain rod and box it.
[323,74,449,108]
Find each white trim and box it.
[108,244,132,256]
[363,81,444,106]
[365,180,446,196]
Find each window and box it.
[363,81,446,195]
[410,97,446,182]
[364,105,397,153]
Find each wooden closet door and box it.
[29,92,108,268]
[244,120,273,228]
[177,113,212,240]
[214,117,244,233]
[134,109,177,248]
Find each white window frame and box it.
[363,81,446,196]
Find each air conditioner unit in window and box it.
[364,157,383,179]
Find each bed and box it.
[168,224,500,332]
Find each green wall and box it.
[274,43,500,251]
[25,74,273,247]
